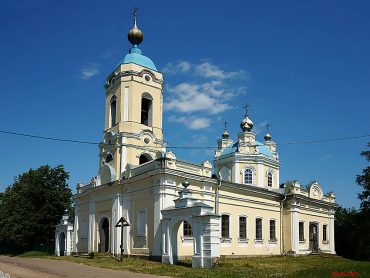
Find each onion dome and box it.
[240,116,253,132]
[264,132,272,141]
[264,123,272,141]
[128,8,143,46]
[240,103,253,132]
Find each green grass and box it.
[35,254,370,278]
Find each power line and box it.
[0,130,99,145]
[0,129,369,150]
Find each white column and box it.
[257,163,264,187]
[122,194,132,255]
[329,212,335,254]
[111,194,118,255]
[291,204,299,254]
[55,232,60,256]
[73,206,79,253]
[88,201,96,253]
[275,169,280,189]
[153,179,162,257]
[232,162,240,183]
[166,224,172,264]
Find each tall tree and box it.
[335,143,370,260]
[356,143,370,212]
[0,165,72,252]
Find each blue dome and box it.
[119,46,157,71]
[254,141,273,158]
[220,141,273,158]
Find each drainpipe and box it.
[280,193,287,255]
[215,177,221,215]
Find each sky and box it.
[0,0,369,209]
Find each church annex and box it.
[56,12,336,268]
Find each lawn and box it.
[46,254,370,278]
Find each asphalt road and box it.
[0,256,167,278]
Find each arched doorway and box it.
[59,232,65,256]
[170,220,195,265]
[139,153,152,165]
[99,217,110,253]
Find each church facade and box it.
[58,14,336,268]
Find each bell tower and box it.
[98,9,165,184]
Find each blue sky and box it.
[0,0,369,208]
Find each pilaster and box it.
[88,201,96,253]
[329,211,336,254]
[291,201,299,254]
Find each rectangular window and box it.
[183,221,193,237]
[222,215,230,239]
[323,224,327,241]
[269,219,276,241]
[239,216,247,240]
[136,209,147,237]
[299,222,305,241]
[256,218,262,240]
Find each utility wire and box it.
[0,129,369,149]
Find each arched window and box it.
[268,172,272,187]
[110,95,117,127]
[244,169,253,184]
[139,153,152,165]
[105,153,113,163]
[141,93,153,126]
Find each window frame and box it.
[269,219,277,242]
[267,172,273,187]
[255,217,263,242]
[221,214,230,242]
[244,168,253,185]
[299,221,305,242]
[323,224,328,242]
[183,221,193,238]
[238,215,248,242]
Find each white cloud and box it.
[195,62,246,80]
[169,116,211,130]
[80,64,99,80]
[162,61,246,80]
[165,82,232,115]
[162,61,191,74]
[164,60,247,130]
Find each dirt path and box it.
[0,256,167,278]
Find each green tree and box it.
[0,165,72,253]
[335,143,370,260]
[356,143,370,212]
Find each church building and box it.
[56,12,336,268]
